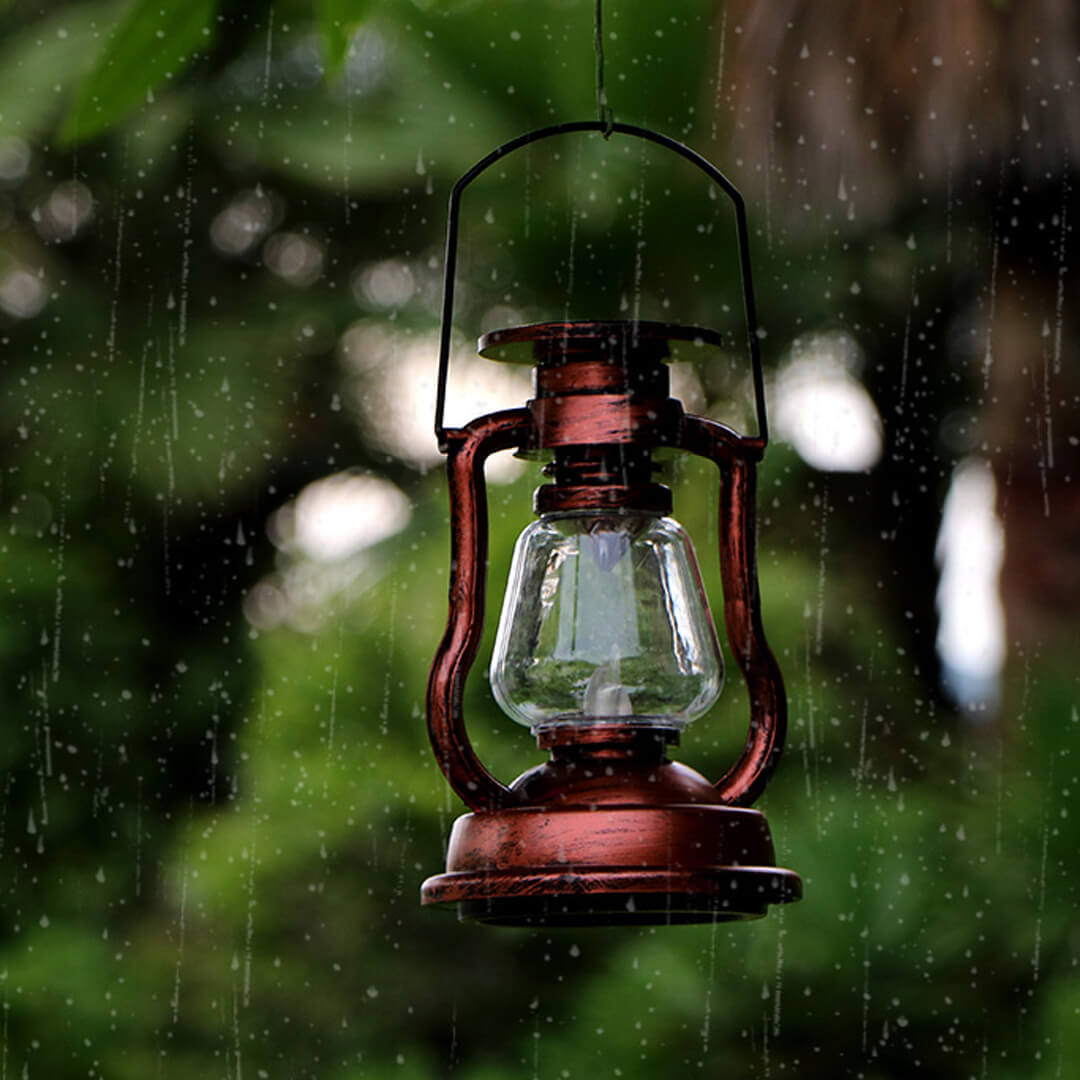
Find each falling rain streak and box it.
[711,7,728,145]
[1052,171,1069,377]
[0,4,1077,1079]
[323,629,342,799]
[171,860,189,1024]
[179,137,195,348]
[50,468,66,684]
[814,484,828,656]
[982,233,999,393]
[1031,752,1053,984]
[106,171,125,368]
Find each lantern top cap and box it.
[478,320,725,366]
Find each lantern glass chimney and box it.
[489,508,724,735]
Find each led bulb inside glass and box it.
[490,510,723,734]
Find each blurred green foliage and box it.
[60,0,217,143]
[0,1,1077,1078]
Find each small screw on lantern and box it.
[421,122,802,926]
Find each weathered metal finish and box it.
[425,318,797,924]
[511,322,683,453]
[426,408,533,813]
[421,815,801,927]
[532,484,673,514]
[534,355,665,397]
[480,318,711,370]
[423,121,792,925]
[529,394,681,449]
[680,415,786,807]
[420,730,801,926]
[535,721,678,751]
[450,871,798,927]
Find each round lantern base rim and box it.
[421,866,802,927]
[421,801,802,926]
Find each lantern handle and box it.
[680,415,786,807]
[434,121,767,452]
[427,407,534,812]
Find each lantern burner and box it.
[422,727,801,927]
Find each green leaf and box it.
[316,0,374,80]
[59,0,217,144]
[0,3,120,140]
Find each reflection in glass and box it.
[490,510,723,733]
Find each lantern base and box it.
[421,804,802,927]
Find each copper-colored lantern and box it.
[421,122,802,926]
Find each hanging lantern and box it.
[421,122,802,926]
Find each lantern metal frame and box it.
[421,121,801,926]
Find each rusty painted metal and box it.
[423,320,799,925]
[425,408,533,813]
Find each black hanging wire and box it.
[433,4,769,445]
[594,0,614,137]
[434,122,768,447]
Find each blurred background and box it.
[0,0,1078,1076]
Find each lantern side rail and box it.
[680,414,787,807]
[433,120,767,451]
[427,408,535,812]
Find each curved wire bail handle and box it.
[433,120,769,451]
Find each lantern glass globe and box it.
[489,510,724,734]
